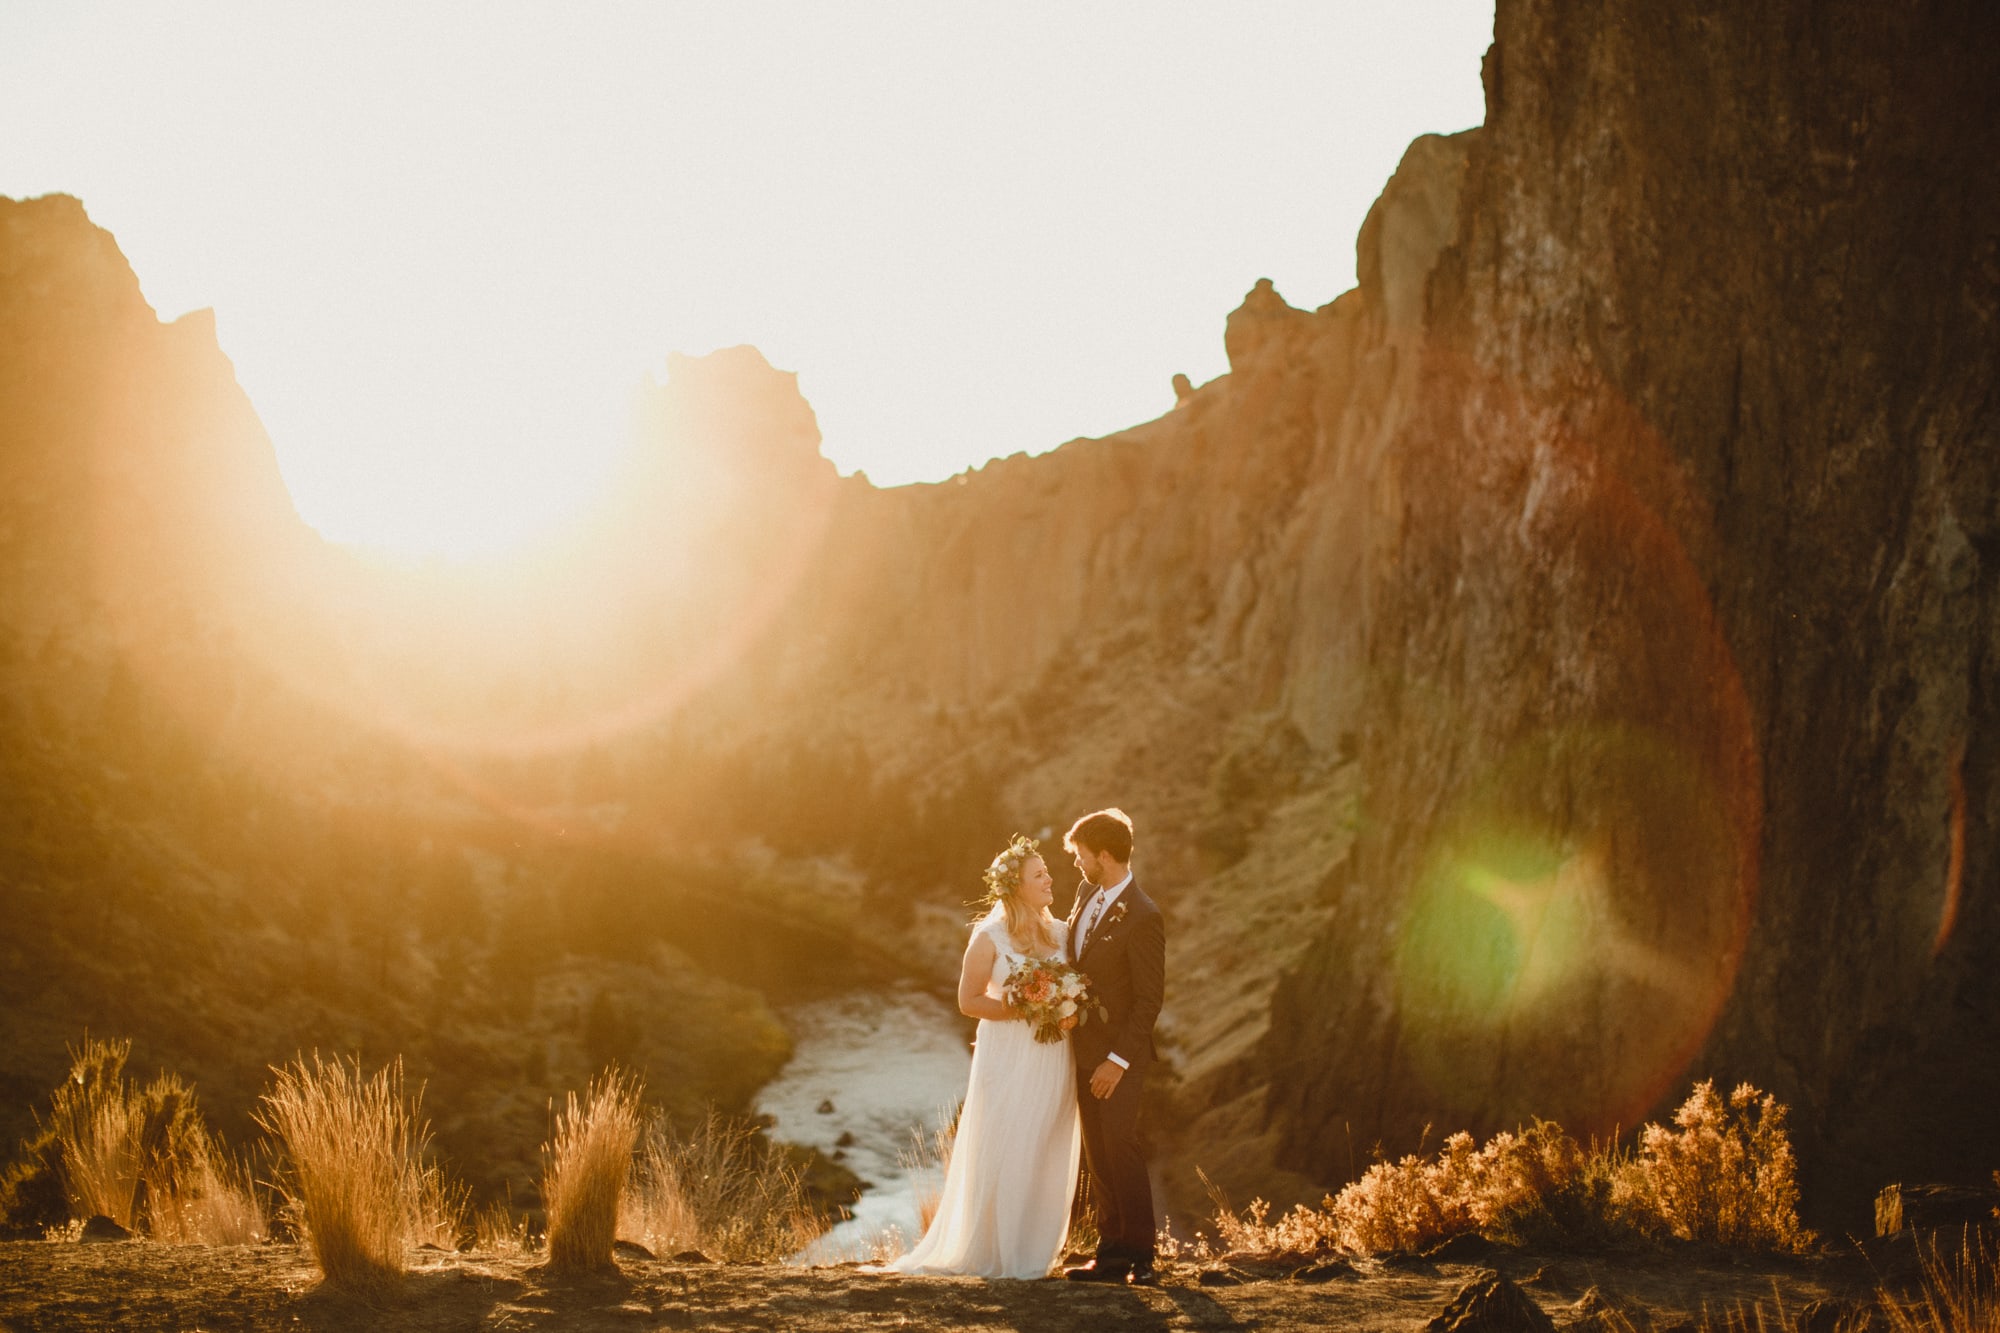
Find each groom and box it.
[1062,808,1165,1286]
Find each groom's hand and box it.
[1089,1060,1124,1100]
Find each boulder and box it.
[1422,1271,1556,1333]
[1291,1259,1358,1282]
[1874,1182,2000,1236]
[1425,1233,1503,1263]
[78,1215,131,1243]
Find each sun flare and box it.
[1,2,1490,562]
[245,333,636,563]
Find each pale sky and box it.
[2,3,1491,558]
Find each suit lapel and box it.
[1079,881,1133,962]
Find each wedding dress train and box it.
[880,912,1081,1279]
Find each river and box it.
[756,987,972,1263]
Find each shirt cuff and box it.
[1106,1052,1129,1070]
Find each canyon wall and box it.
[1263,0,2000,1223]
[710,0,2000,1223]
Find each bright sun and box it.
[1,3,1493,561]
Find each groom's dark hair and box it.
[1064,808,1133,863]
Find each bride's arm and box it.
[956,931,1015,1022]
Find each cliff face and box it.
[745,0,2000,1223]
[0,196,305,735]
[1264,0,2000,1222]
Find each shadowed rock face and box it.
[1262,0,2000,1223]
[0,195,304,709]
[2,0,1996,1234]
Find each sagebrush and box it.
[1619,1080,1811,1251]
[1203,1079,1812,1259]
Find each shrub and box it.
[257,1054,454,1294]
[543,1069,643,1274]
[1616,1080,1813,1252]
[1485,1130,1633,1250]
[621,1107,821,1263]
[1199,1080,1810,1261]
[1319,1121,1610,1254]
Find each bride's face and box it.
[1015,857,1053,909]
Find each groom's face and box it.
[1072,844,1105,887]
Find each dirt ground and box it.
[0,1237,1911,1333]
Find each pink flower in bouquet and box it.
[1002,956,1109,1044]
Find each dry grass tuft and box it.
[543,1069,643,1274]
[903,1104,958,1241]
[156,1146,267,1246]
[256,1054,455,1295]
[472,1201,532,1256]
[43,1036,142,1228]
[1201,1165,1337,1257]
[1201,1080,1812,1260]
[40,1035,264,1244]
[1879,1230,2000,1333]
[406,1161,470,1253]
[621,1108,822,1263]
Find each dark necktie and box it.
[1079,890,1106,951]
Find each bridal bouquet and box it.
[1002,957,1107,1044]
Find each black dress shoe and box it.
[1125,1262,1158,1286]
[1064,1261,1129,1283]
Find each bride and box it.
[874,836,1081,1279]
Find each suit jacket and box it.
[1067,881,1165,1070]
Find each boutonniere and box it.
[1102,900,1130,931]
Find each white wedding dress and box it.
[879,911,1081,1279]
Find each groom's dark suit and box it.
[1067,879,1165,1271]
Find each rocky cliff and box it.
[1262,0,2000,1224]
[682,0,2000,1225]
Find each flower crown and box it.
[981,834,1040,900]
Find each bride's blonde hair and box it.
[980,834,1060,955]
